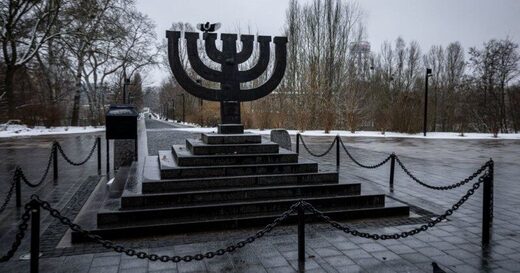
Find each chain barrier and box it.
[303,173,487,240]
[24,195,300,263]
[17,145,55,188]
[338,138,392,169]
[299,135,337,157]
[0,203,31,262]
[0,178,16,213]
[0,174,491,264]
[55,139,98,166]
[395,155,492,190]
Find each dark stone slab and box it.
[158,152,318,179]
[75,203,409,241]
[121,183,361,209]
[217,124,244,134]
[270,129,292,151]
[142,156,339,192]
[171,145,298,166]
[186,138,279,155]
[202,132,261,144]
[97,194,388,227]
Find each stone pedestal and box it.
[270,129,292,151]
[114,139,136,170]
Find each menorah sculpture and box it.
[166,30,287,129]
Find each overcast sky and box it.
[136,0,520,86]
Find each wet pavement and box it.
[0,121,519,273]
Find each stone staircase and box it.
[72,125,409,241]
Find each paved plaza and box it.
[1,119,519,272]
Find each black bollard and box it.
[336,136,340,170]
[482,161,494,246]
[97,137,102,175]
[30,200,40,273]
[389,154,396,193]
[15,170,21,208]
[298,202,305,267]
[52,143,58,181]
[296,134,300,155]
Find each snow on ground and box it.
[0,124,105,138]
[166,126,520,140]
[149,114,198,127]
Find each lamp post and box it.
[423,68,433,136]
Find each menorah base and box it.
[221,101,241,124]
[218,124,244,134]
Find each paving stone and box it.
[88,265,119,273]
[265,265,297,273]
[358,243,388,253]
[322,255,354,266]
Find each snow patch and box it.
[0,124,105,138]
[167,127,520,140]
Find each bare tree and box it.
[0,0,60,119]
[469,38,519,134]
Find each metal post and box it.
[389,154,395,193]
[30,200,40,273]
[106,139,110,175]
[297,202,305,266]
[482,161,494,246]
[15,169,21,208]
[52,143,58,181]
[134,139,138,161]
[423,68,432,137]
[182,94,186,123]
[296,134,300,155]
[97,137,101,175]
[336,135,340,170]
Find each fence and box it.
[0,137,101,212]
[0,134,494,273]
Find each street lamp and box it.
[423,68,433,136]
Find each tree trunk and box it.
[71,59,84,126]
[4,66,16,120]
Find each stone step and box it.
[158,152,318,179]
[143,167,339,194]
[75,201,409,241]
[186,139,279,155]
[97,194,386,226]
[171,145,298,167]
[202,133,261,144]
[143,156,336,193]
[121,183,361,209]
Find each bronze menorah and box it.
[166,31,287,125]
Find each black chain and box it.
[0,203,31,262]
[338,138,391,169]
[395,155,491,190]
[32,195,299,263]
[0,176,17,213]
[304,173,487,240]
[56,139,98,166]
[299,135,337,157]
[17,144,55,188]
